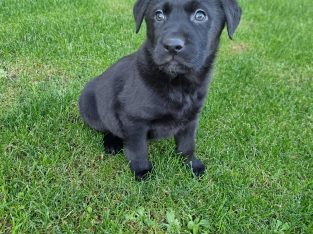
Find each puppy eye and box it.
[155,10,166,21]
[194,10,207,22]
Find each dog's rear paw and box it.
[130,160,153,180]
[103,133,123,155]
[190,159,206,177]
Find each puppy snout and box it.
[163,38,185,54]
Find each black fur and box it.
[79,0,241,180]
[103,132,123,155]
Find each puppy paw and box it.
[103,133,123,155]
[130,160,153,180]
[190,159,206,177]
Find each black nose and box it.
[163,38,185,54]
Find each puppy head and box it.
[134,0,242,77]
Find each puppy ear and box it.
[221,0,242,39]
[133,0,151,33]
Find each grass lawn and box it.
[0,0,312,233]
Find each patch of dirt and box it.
[230,42,250,54]
[0,217,12,234]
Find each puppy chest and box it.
[147,113,195,139]
[148,99,201,139]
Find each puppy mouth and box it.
[158,55,189,66]
[157,56,193,76]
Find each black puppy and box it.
[79,0,241,179]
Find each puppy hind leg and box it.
[103,132,124,155]
[79,91,104,131]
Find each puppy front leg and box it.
[125,127,152,180]
[175,121,206,177]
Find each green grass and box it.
[0,0,312,233]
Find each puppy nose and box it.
[163,38,185,54]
